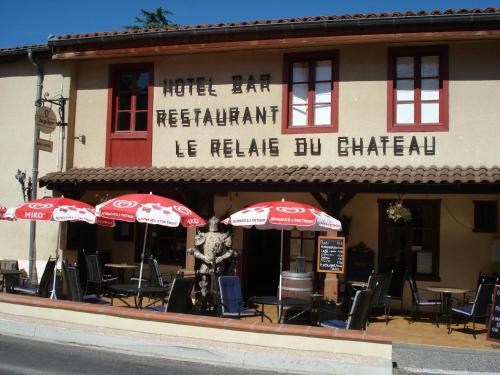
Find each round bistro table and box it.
[249,295,311,323]
[105,263,137,283]
[110,283,169,309]
[426,286,470,331]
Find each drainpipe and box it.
[27,48,43,282]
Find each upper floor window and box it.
[388,46,448,132]
[282,51,339,134]
[112,66,152,134]
[106,63,153,167]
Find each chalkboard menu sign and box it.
[317,236,345,274]
[487,285,500,342]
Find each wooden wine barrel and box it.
[281,271,313,300]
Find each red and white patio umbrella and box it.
[13,197,101,298]
[222,200,341,314]
[96,193,206,290]
[0,204,12,221]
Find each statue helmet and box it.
[208,216,219,232]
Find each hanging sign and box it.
[35,138,53,153]
[317,236,346,274]
[35,106,57,134]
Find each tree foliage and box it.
[124,7,176,30]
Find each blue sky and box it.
[1,0,499,48]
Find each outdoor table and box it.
[426,286,470,330]
[348,281,368,288]
[110,283,169,309]
[249,295,311,323]
[0,269,22,293]
[104,263,137,283]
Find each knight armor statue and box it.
[187,216,237,306]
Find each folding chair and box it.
[320,289,373,330]
[218,276,262,319]
[12,257,56,298]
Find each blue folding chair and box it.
[218,276,262,319]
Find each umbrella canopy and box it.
[0,204,13,221]
[96,193,205,227]
[222,200,342,231]
[96,193,206,290]
[222,200,341,320]
[13,197,100,299]
[14,197,95,223]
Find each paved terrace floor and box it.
[242,305,497,351]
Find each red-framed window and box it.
[387,46,448,132]
[106,63,153,167]
[282,51,339,134]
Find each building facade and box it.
[1,8,499,304]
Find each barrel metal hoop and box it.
[281,286,313,292]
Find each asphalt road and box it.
[0,334,285,375]
[393,343,500,375]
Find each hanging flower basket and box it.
[386,200,412,223]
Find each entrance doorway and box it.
[378,199,441,297]
[245,228,282,297]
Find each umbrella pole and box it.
[137,223,149,295]
[278,228,284,322]
[49,223,61,300]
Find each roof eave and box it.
[49,13,500,48]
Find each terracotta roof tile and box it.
[52,8,500,42]
[38,165,500,188]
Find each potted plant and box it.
[386,199,412,223]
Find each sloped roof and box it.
[54,8,500,41]
[40,165,500,187]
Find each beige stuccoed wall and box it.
[70,40,500,169]
[0,58,70,277]
[215,192,499,306]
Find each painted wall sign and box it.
[35,106,57,134]
[159,72,437,160]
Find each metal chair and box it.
[217,276,262,319]
[83,251,117,296]
[145,277,195,313]
[62,260,109,305]
[450,283,494,338]
[407,273,441,326]
[320,289,373,330]
[12,257,56,298]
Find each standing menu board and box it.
[487,284,500,342]
[317,236,345,274]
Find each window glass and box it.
[421,56,439,77]
[315,60,331,81]
[119,74,133,91]
[118,93,131,110]
[396,79,414,101]
[314,104,331,125]
[135,112,148,131]
[292,62,309,82]
[117,112,131,131]
[292,106,307,126]
[292,84,308,104]
[396,103,414,124]
[315,82,331,103]
[421,102,439,123]
[421,79,439,100]
[396,57,414,78]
